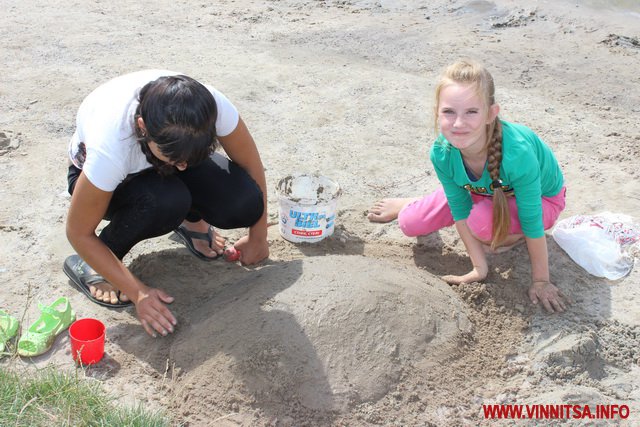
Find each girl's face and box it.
[437,83,499,155]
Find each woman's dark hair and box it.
[134,75,218,174]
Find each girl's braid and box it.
[487,120,503,183]
[487,119,510,249]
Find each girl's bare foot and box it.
[367,198,418,223]
[482,235,524,254]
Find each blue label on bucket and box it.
[289,210,325,228]
[281,211,335,229]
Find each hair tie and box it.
[490,180,503,191]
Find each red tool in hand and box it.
[224,247,241,262]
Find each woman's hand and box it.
[135,286,177,337]
[233,234,269,265]
[528,280,568,313]
[218,117,269,266]
[442,266,488,285]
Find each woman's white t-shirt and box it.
[68,70,239,192]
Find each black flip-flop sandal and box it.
[170,224,222,261]
[63,254,133,308]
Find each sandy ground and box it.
[1,0,640,425]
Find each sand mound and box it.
[124,254,471,423]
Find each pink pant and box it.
[398,187,566,240]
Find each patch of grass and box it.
[0,365,170,427]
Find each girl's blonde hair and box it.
[433,59,509,249]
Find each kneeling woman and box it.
[64,70,269,337]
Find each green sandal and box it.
[17,297,76,357]
[0,310,19,354]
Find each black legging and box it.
[67,153,264,259]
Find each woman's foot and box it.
[63,254,132,307]
[84,268,130,305]
[367,198,418,223]
[91,283,130,305]
[182,220,225,258]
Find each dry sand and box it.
[1,0,640,425]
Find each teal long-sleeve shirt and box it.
[430,120,564,238]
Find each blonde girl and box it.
[368,59,567,312]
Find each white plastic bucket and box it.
[276,174,341,243]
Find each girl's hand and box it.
[442,266,487,285]
[528,281,568,313]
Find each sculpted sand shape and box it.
[123,254,471,420]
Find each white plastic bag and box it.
[552,212,640,280]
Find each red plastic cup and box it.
[69,318,105,365]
